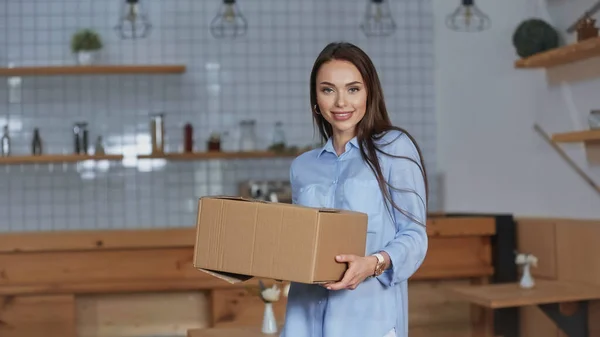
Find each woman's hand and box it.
[323,254,378,291]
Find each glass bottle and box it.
[150,113,165,154]
[32,128,42,155]
[1,125,10,157]
[184,123,194,153]
[73,122,89,154]
[239,119,257,152]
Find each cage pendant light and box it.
[115,0,152,39]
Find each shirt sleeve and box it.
[377,133,428,287]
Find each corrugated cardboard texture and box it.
[193,197,367,284]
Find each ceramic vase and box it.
[77,51,94,65]
[519,263,535,289]
[262,302,277,334]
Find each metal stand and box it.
[538,301,589,337]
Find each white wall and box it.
[433,0,600,219]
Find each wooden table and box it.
[448,280,600,337]
[188,327,282,337]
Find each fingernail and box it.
[326,287,331,290]
[336,255,340,259]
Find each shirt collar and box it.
[317,136,360,157]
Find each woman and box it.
[281,42,429,337]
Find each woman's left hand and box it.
[323,254,377,291]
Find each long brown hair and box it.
[309,42,429,227]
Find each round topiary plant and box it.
[512,18,560,58]
[71,29,103,53]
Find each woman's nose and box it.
[335,94,347,107]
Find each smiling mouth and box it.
[330,111,353,121]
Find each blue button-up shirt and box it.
[280,130,428,337]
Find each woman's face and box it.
[315,59,367,138]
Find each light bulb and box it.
[360,0,397,37]
[210,0,248,39]
[115,0,152,39]
[446,0,491,32]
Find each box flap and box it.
[198,268,254,284]
[317,208,340,213]
[201,195,269,204]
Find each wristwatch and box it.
[372,253,386,277]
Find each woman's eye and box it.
[349,87,359,93]
[321,88,333,93]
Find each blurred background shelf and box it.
[0,154,124,165]
[0,65,186,76]
[514,36,600,69]
[137,151,300,160]
[551,129,600,143]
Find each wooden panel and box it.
[0,216,496,253]
[413,236,493,280]
[448,280,600,309]
[555,220,600,283]
[188,327,282,337]
[0,295,76,337]
[0,248,210,290]
[426,216,496,237]
[408,279,472,328]
[520,306,560,337]
[516,218,558,279]
[0,228,194,253]
[76,291,209,337]
[188,323,474,337]
[409,323,473,337]
[211,287,288,328]
[0,65,186,76]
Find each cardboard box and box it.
[193,196,368,284]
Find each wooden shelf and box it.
[552,129,600,143]
[447,280,600,309]
[515,36,600,69]
[0,154,124,165]
[552,129,600,165]
[0,65,186,76]
[137,151,300,160]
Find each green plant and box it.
[71,29,103,53]
[512,18,560,58]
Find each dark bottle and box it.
[32,128,42,155]
[184,123,194,152]
[73,122,89,154]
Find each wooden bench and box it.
[448,280,600,337]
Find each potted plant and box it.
[71,29,103,65]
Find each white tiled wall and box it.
[0,0,436,232]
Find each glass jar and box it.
[150,113,165,154]
[239,119,257,152]
[272,121,285,146]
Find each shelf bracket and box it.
[538,301,588,337]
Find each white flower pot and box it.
[519,263,535,289]
[262,302,277,334]
[77,51,95,65]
